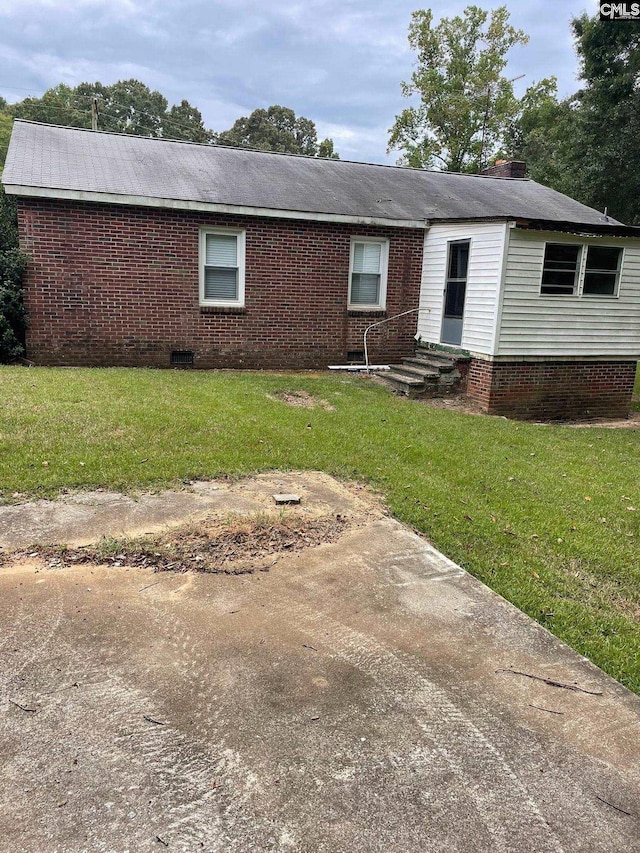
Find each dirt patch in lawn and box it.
[422,394,486,416]
[420,392,640,428]
[8,511,353,577]
[564,411,640,429]
[269,389,336,411]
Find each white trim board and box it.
[3,184,429,230]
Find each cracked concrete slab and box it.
[0,473,638,853]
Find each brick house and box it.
[3,120,640,419]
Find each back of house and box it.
[3,119,640,419]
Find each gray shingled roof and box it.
[1,120,627,229]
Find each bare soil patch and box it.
[269,389,336,410]
[422,394,486,416]
[406,388,640,428]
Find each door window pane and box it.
[448,242,469,280]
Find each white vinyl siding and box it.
[348,237,388,310]
[497,229,640,357]
[417,222,507,355]
[199,228,245,307]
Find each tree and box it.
[507,13,640,224]
[0,111,13,172]
[9,83,90,128]
[166,100,213,143]
[506,78,578,196]
[10,80,212,143]
[566,13,640,223]
[215,105,339,157]
[388,5,528,172]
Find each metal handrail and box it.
[363,307,428,373]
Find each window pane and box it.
[353,242,381,274]
[541,243,579,294]
[586,246,621,272]
[350,273,380,305]
[544,244,580,268]
[542,270,578,288]
[583,272,617,295]
[444,280,466,318]
[204,267,238,301]
[205,233,237,267]
[448,242,469,280]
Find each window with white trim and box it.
[540,243,581,295]
[540,242,624,298]
[348,238,389,310]
[583,246,622,296]
[200,228,245,307]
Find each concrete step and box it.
[375,347,467,399]
[415,347,471,364]
[403,356,456,374]
[375,370,425,396]
[390,362,440,381]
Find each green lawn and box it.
[1,366,639,692]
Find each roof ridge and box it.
[10,119,531,181]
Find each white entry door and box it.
[441,240,470,347]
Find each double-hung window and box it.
[348,238,389,310]
[200,228,245,307]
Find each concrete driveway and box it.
[0,473,638,853]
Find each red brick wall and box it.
[16,198,424,369]
[468,358,636,420]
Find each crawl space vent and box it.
[170,350,195,366]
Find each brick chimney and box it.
[481,159,526,179]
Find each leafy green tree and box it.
[10,80,212,143]
[215,105,339,157]
[567,13,640,223]
[0,111,13,172]
[0,185,26,362]
[92,79,168,136]
[317,137,339,159]
[166,100,213,143]
[388,5,528,172]
[507,78,578,194]
[9,83,90,128]
[508,14,640,224]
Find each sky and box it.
[0,0,600,164]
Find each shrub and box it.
[0,184,26,362]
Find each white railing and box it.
[363,307,428,373]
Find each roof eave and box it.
[2,184,429,230]
[426,215,640,239]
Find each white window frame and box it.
[348,236,389,311]
[199,227,246,307]
[540,240,624,299]
[540,242,582,296]
[580,244,624,298]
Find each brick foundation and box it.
[467,358,637,420]
[17,199,423,369]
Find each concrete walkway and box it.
[0,473,638,852]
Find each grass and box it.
[1,366,639,693]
